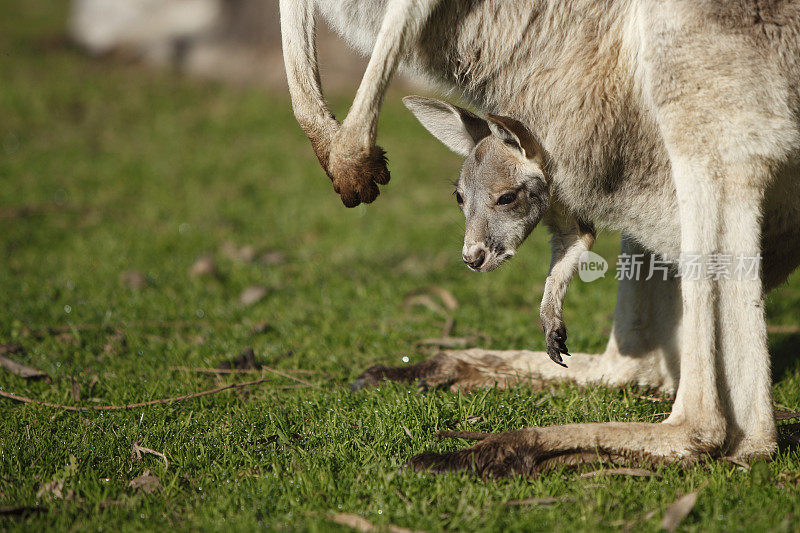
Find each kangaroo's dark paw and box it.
[328,144,390,207]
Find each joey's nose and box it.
[463,249,486,270]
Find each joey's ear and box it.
[402,95,490,156]
[485,113,544,162]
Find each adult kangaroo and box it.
[280,0,800,473]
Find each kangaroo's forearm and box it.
[341,0,442,146]
[540,217,595,366]
[541,221,596,320]
[279,0,339,160]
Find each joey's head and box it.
[403,96,550,272]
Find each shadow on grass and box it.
[770,332,800,383]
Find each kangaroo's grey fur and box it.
[282,0,800,470]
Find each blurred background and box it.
[68,0,376,90]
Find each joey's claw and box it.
[547,346,568,368]
[544,323,569,367]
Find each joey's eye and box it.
[455,191,464,205]
[497,192,517,205]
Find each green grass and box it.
[3,1,800,531]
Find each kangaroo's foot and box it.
[408,422,724,478]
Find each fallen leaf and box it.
[189,255,218,278]
[132,442,169,470]
[0,353,48,380]
[579,468,659,479]
[220,241,256,262]
[328,512,421,533]
[128,470,160,494]
[102,331,126,355]
[218,348,258,370]
[660,483,707,532]
[259,250,286,265]
[120,269,148,289]
[239,285,267,306]
[36,480,64,500]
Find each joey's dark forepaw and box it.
[545,324,569,367]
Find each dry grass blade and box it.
[0,353,48,380]
[327,512,422,533]
[239,285,268,306]
[189,255,219,278]
[404,294,446,316]
[660,482,708,532]
[0,377,271,411]
[435,430,492,440]
[260,366,319,389]
[579,468,659,479]
[425,286,459,311]
[415,336,472,348]
[775,409,800,421]
[501,497,570,506]
[767,324,800,334]
[440,315,455,337]
[723,456,750,470]
[132,442,169,470]
[128,470,160,494]
[171,366,263,375]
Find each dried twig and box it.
[435,430,492,440]
[775,409,800,421]
[579,467,659,478]
[0,378,271,411]
[723,457,750,470]
[132,442,169,470]
[0,354,48,380]
[767,324,800,334]
[327,512,421,533]
[415,336,473,349]
[500,497,572,506]
[260,366,319,389]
